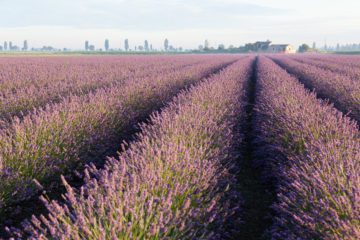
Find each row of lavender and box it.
[11,58,254,239]
[305,54,360,68]
[290,56,360,81]
[0,56,236,210]
[255,57,359,239]
[270,55,360,123]
[0,56,207,121]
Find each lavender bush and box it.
[308,55,360,68]
[13,58,253,239]
[271,55,360,122]
[0,56,207,122]
[291,55,360,81]
[255,56,359,239]
[0,56,236,209]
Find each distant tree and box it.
[336,43,340,51]
[144,40,149,51]
[124,39,129,51]
[104,39,109,51]
[198,45,204,51]
[164,38,169,51]
[298,43,311,53]
[218,44,225,50]
[178,47,183,52]
[312,42,316,50]
[229,44,234,49]
[41,46,54,51]
[89,45,95,51]
[138,45,144,51]
[22,40,28,51]
[85,41,89,51]
[4,41,7,50]
[204,40,209,50]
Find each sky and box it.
[0,0,359,50]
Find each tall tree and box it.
[124,39,129,51]
[164,38,169,51]
[312,42,316,50]
[85,41,89,51]
[298,43,310,53]
[204,40,209,50]
[104,39,109,51]
[23,40,28,51]
[144,40,149,51]
[4,41,7,51]
[336,43,340,51]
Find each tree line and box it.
[84,38,182,52]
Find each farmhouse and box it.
[267,44,296,54]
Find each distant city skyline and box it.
[1,0,359,50]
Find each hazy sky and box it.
[1,0,359,49]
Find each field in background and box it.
[0,54,359,240]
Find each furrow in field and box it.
[228,57,276,240]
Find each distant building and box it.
[267,44,296,54]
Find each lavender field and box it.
[0,54,359,240]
